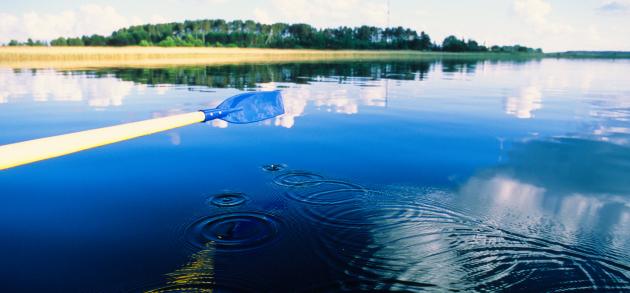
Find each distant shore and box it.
[545,51,630,59]
[0,47,544,69]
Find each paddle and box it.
[0,90,284,170]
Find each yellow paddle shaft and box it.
[0,111,206,170]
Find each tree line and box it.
[89,61,434,90]
[4,19,542,53]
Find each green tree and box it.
[66,37,84,46]
[83,35,108,46]
[442,36,467,52]
[418,32,431,50]
[108,30,134,46]
[50,37,68,46]
[41,18,540,53]
[158,36,177,47]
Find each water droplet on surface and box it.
[261,163,287,172]
[186,212,280,250]
[208,192,248,207]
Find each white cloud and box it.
[84,78,134,107]
[459,173,630,247]
[0,69,135,108]
[168,132,181,145]
[253,8,272,25]
[509,0,627,50]
[598,0,630,13]
[203,80,388,130]
[270,80,386,128]
[514,0,551,26]
[505,85,542,119]
[0,5,162,43]
[461,176,546,214]
[210,119,228,128]
[183,0,228,4]
[149,14,169,24]
[513,0,573,34]
[359,81,387,107]
[154,85,171,96]
[274,87,308,128]
[253,0,388,27]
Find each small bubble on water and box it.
[208,192,248,207]
[262,163,287,172]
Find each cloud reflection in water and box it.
[505,85,542,119]
[258,80,387,128]
[0,69,143,108]
[457,138,630,257]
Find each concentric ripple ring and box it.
[283,180,369,205]
[208,192,248,207]
[273,171,325,187]
[186,212,280,250]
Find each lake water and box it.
[1,58,629,292]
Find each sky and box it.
[1,0,629,52]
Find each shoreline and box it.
[0,47,542,69]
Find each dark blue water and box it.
[1,59,629,292]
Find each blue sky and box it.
[1,0,629,51]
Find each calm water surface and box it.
[1,59,629,292]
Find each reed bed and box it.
[0,47,535,69]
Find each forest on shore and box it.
[5,19,542,53]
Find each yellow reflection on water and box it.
[147,249,216,293]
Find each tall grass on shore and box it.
[0,46,542,69]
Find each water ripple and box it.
[273,171,325,187]
[283,181,369,205]
[298,278,439,292]
[207,192,248,207]
[261,163,287,172]
[272,170,630,292]
[186,212,280,251]
[312,201,630,291]
[146,282,255,293]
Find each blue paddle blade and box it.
[201,91,284,124]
